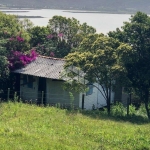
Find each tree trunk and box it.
[145,101,150,119]
[107,88,111,116]
[144,89,150,119]
[107,97,111,116]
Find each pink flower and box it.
[50,52,55,57]
[47,34,53,39]
[13,51,21,56]
[9,38,14,41]
[8,49,38,70]
[58,33,63,37]
[16,36,24,42]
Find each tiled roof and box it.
[13,56,65,80]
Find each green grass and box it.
[0,102,150,150]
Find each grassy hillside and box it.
[0,102,150,150]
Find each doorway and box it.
[38,77,46,105]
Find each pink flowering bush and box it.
[47,34,53,39]
[16,36,24,42]
[58,33,63,37]
[35,32,66,58]
[7,33,30,52]
[8,49,38,70]
[50,52,55,57]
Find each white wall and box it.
[46,79,80,107]
[79,83,115,110]
[20,75,38,103]
[20,76,115,109]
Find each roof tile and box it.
[14,56,65,79]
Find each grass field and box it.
[0,102,150,150]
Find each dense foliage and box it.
[65,34,132,114]
[109,12,150,119]
[8,49,38,70]
[0,12,33,97]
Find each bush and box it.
[136,103,147,117]
[111,102,126,117]
[129,104,136,116]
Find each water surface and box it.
[2,9,131,34]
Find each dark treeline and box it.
[1,0,150,14]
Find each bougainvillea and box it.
[50,52,55,57]
[35,32,66,57]
[7,33,30,52]
[8,49,38,70]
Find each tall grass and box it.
[0,101,150,150]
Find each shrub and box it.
[136,103,147,117]
[8,49,38,70]
[111,102,126,117]
[129,104,136,116]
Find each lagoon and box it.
[2,9,132,34]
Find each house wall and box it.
[121,88,129,106]
[113,80,123,103]
[79,83,115,110]
[46,79,80,108]
[19,75,117,109]
[20,74,38,103]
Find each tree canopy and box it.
[109,11,150,118]
[65,34,132,114]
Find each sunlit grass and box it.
[0,102,150,150]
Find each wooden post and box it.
[7,88,10,101]
[14,92,17,102]
[127,97,129,116]
[41,91,44,105]
[129,93,131,105]
[82,94,85,110]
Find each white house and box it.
[14,55,116,110]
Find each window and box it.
[27,75,33,88]
[86,84,93,96]
[22,75,34,88]
[23,75,27,85]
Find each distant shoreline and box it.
[63,10,134,15]
[1,11,29,13]
[17,15,44,18]
[0,6,136,15]
[0,10,44,18]
[1,9,134,15]
[2,7,148,15]
[0,7,40,10]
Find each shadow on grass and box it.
[65,109,150,125]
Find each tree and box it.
[47,16,96,57]
[6,32,30,53]
[0,39,9,97]
[80,22,96,35]
[109,12,150,119]
[0,12,22,37]
[0,12,32,99]
[0,40,9,78]
[19,18,34,31]
[48,16,79,47]
[28,25,71,58]
[65,35,131,114]
[0,12,31,53]
[28,26,49,47]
